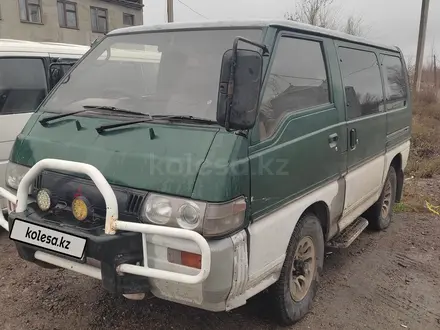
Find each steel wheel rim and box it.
[381,180,392,218]
[290,236,316,302]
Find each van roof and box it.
[109,19,399,53]
[0,39,89,55]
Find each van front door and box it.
[249,34,346,218]
[337,45,387,215]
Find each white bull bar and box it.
[0,159,211,285]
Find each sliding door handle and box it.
[350,128,358,150]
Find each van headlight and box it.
[141,193,246,237]
[177,201,201,230]
[144,195,173,225]
[5,162,31,191]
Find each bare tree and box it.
[285,0,365,36]
[285,0,337,29]
[388,66,407,97]
[343,16,364,36]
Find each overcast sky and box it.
[143,0,439,64]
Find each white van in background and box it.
[0,39,89,211]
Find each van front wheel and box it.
[270,213,324,326]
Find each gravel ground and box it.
[0,211,439,330]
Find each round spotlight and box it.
[72,196,91,221]
[36,188,53,212]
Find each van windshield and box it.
[41,28,262,120]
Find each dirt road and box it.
[0,212,439,330]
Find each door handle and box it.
[328,133,339,149]
[349,128,358,150]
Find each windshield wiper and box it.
[95,115,217,134]
[152,115,217,125]
[96,118,153,134]
[39,105,151,125]
[82,105,152,118]
[39,110,88,125]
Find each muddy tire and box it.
[364,166,397,231]
[269,213,324,326]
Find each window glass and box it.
[29,4,40,22]
[66,3,75,11]
[19,0,27,21]
[58,1,77,28]
[259,37,329,140]
[339,47,384,119]
[0,58,47,114]
[91,7,107,33]
[91,10,98,31]
[50,58,78,88]
[98,16,107,32]
[19,0,42,23]
[381,55,407,101]
[57,2,64,25]
[66,10,77,27]
[40,29,262,121]
[123,13,134,26]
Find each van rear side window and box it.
[380,54,408,109]
[339,47,384,120]
[0,58,47,115]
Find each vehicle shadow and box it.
[90,288,278,329]
[89,232,379,330]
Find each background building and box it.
[0,0,143,45]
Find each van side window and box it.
[0,58,47,115]
[49,57,77,88]
[258,37,330,140]
[339,47,384,119]
[380,54,408,108]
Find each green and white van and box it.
[0,20,411,325]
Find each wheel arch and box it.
[247,181,338,288]
[302,201,330,240]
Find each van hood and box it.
[11,114,220,197]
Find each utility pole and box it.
[434,54,437,88]
[414,0,430,93]
[167,0,174,23]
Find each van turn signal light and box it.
[167,248,202,269]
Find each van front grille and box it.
[125,193,145,215]
[34,174,43,190]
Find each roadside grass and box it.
[406,101,440,179]
[396,97,440,214]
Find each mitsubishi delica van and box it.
[0,20,411,325]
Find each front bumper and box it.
[0,159,244,311]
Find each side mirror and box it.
[217,38,266,131]
[49,62,75,89]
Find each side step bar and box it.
[327,217,369,248]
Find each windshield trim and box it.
[109,24,265,37]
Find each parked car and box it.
[0,20,411,325]
[0,39,89,211]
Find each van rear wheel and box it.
[364,166,397,230]
[270,213,324,326]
